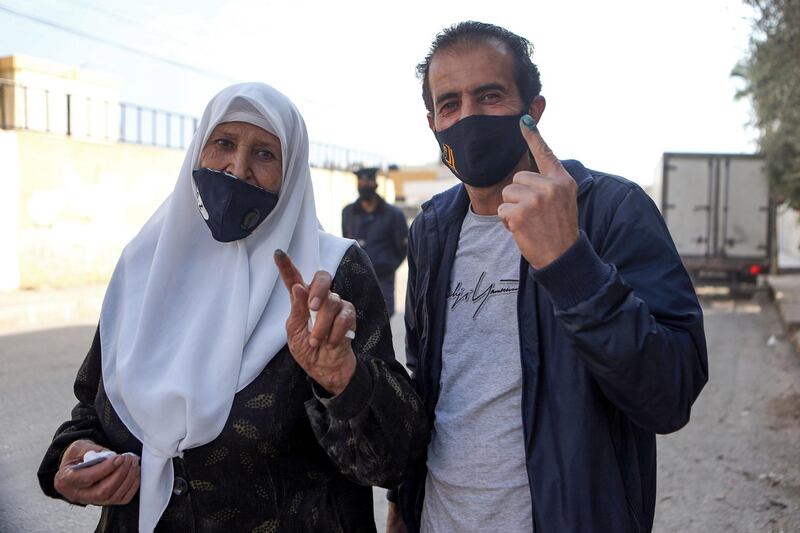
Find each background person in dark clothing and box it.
[342,167,409,316]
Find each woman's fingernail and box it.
[113,456,123,466]
[308,337,319,348]
[274,249,286,258]
[521,114,537,130]
[309,297,321,310]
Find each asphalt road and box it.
[1,294,798,532]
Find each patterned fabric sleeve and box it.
[305,244,428,488]
[37,327,112,500]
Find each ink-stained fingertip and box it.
[521,114,537,131]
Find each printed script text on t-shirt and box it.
[447,272,519,319]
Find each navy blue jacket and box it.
[398,160,708,532]
[342,197,408,278]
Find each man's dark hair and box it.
[416,21,542,115]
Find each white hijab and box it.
[99,83,352,533]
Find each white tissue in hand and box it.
[83,450,116,462]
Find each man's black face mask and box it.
[192,167,279,242]
[358,185,377,201]
[434,112,528,188]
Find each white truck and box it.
[652,153,771,286]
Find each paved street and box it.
[655,294,800,532]
[1,291,798,532]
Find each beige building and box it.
[0,55,387,290]
[389,163,459,208]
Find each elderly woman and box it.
[37,83,426,532]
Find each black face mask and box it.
[192,167,279,242]
[434,112,528,188]
[358,185,377,201]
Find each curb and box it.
[0,285,104,336]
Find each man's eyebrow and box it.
[471,82,508,95]
[434,83,509,106]
[433,90,461,106]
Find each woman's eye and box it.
[215,138,234,149]
[257,149,275,161]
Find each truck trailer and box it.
[652,153,771,286]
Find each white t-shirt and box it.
[421,207,533,533]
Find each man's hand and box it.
[53,439,140,505]
[275,249,357,396]
[498,116,579,269]
[386,501,408,533]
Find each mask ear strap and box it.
[190,171,210,220]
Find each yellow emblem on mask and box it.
[442,144,456,170]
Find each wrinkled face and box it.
[199,121,282,192]
[427,40,526,132]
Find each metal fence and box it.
[0,79,386,171]
[118,102,197,149]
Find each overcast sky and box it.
[0,0,759,185]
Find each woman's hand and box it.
[275,249,357,395]
[53,439,140,506]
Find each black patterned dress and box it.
[38,245,427,532]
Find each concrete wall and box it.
[0,129,20,290]
[3,128,370,290]
[0,54,387,290]
[311,168,355,235]
[388,165,437,200]
[13,129,182,288]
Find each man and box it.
[342,167,409,316]
[388,21,708,533]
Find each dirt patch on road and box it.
[766,389,800,429]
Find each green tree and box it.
[735,0,800,206]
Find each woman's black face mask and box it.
[192,167,279,242]
[434,112,528,188]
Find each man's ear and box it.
[528,95,546,124]
[427,112,435,132]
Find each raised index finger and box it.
[519,115,565,176]
[274,249,306,291]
